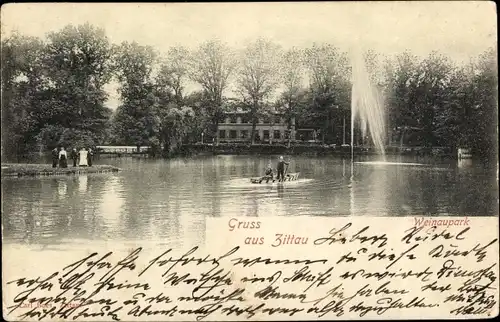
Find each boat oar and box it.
[282,161,290,182]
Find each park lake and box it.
[2,155,498,247]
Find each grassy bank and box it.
[1,163,121,177]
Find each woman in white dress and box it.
[79,148,89,167]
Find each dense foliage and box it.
[2,24,113,159]
[2,24,497,160]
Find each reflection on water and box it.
[78,175,87,193]
[2,155,498,245]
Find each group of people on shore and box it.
[51,147,94,168]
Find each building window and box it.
[263,130,270,140]
[274,130,281,139]
[241,114,250,123]
[241,130,249,139]
[253,130,261,141]
[230,115,237,123]
[275,116,281,124]
[263,116,271,124]
[219,130,226,138]
[229,130,237,139]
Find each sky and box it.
[1,2,497,109]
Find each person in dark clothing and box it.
[51,148,59,168]
[87,148,93,167]
[59,147,68,168]
[276,156,289,182]
[71,148,78,167]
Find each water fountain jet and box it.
[350,51,386,161]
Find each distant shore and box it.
[178,143,457,158]
[1,164,121,177]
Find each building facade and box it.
[217,111,296,143]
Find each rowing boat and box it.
[250,172,300,184]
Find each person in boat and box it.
[58,147,68,168]
[264,163,274,179]
[51,148,59,168]
[276,156,289,182]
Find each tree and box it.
[303,43,351,143]
[469,47,497,159]
[189,40,236,143]
[1,33,47,159]
[157,46,190,105]
[112,41,159,150]
[155,47,206,154]
[152,83,198,155]
[183,90,213,143]
[384,51,422,146]
[432,65,471,148]
[1,24,114,159]
[43,23,114,145]
[156,104,195,155]
[236,38,282,144]
[364,49,385,86]
[411,52,454,147]
[278,48,305,145]
[34,23,115,151]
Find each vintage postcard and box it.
[1,1,498,321]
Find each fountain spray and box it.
[350,50,386,161]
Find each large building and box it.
[217,111,296,143]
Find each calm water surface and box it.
[2,155,498,246]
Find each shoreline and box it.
[1,164,121,177]
[177,143,458,158]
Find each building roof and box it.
[222,101,283,115]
